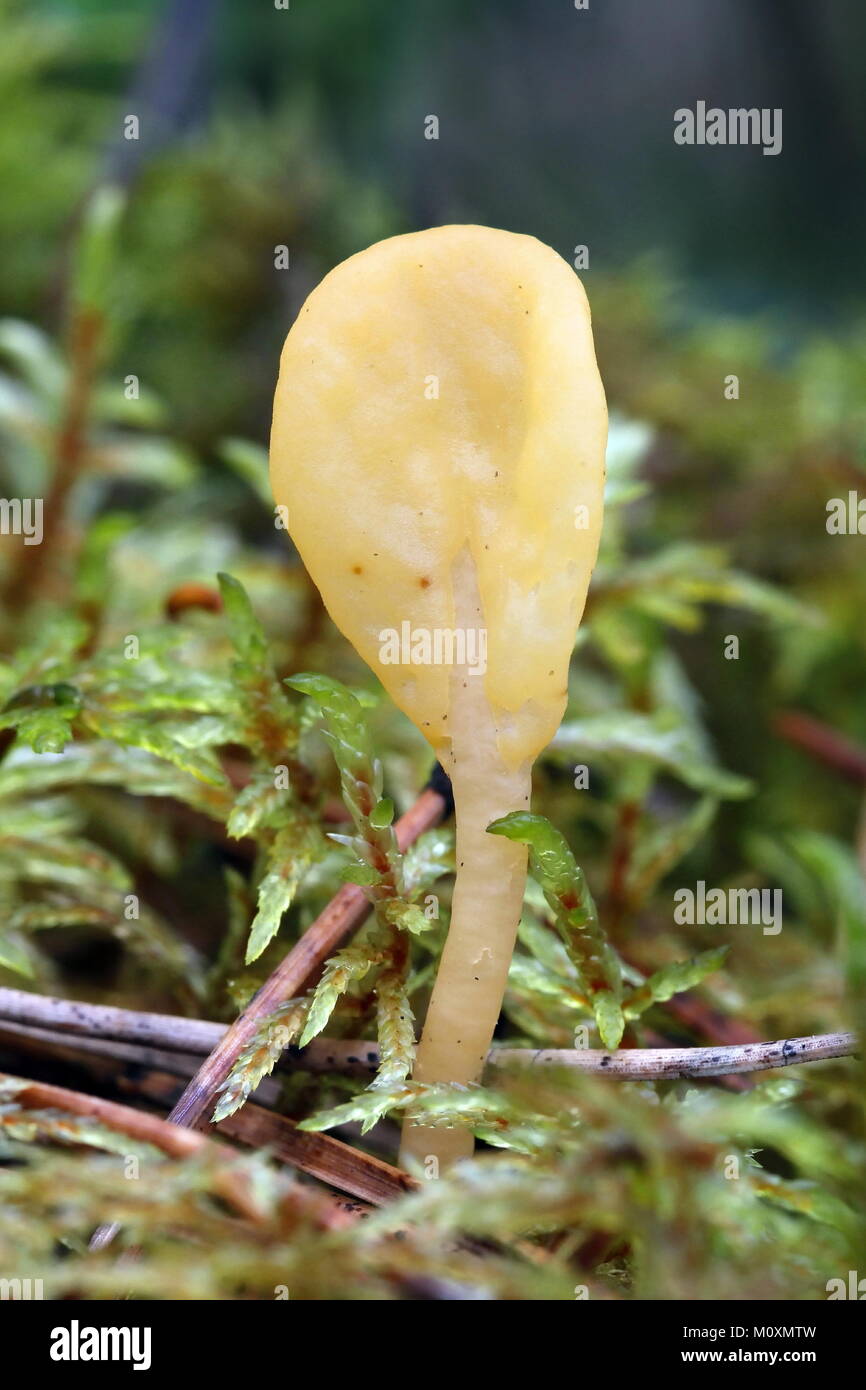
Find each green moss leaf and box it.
[551,711,752,799]
[623,946,729,1019]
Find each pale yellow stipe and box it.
[270,225,607,1172]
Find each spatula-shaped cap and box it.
[270,225,607,768]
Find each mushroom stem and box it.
[400,553,531,1172]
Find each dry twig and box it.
[0,1070,356,1231]
[0,1022,411,1207]
[167,784,447,1129]
[0,997,854,1082]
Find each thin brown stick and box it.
[0,1020,415,1207]
[217,1106,417,1206]
[774,709,866,785]
[121,1066,407,1208]
[0,1069,354,1231]
[0,1069,206,1159]
[3,309,101,609]
[167,785,447,1130]
[120,1071,405,1212]
[605,797,640,930]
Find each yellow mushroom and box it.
[270,225,607,1170]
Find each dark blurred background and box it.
[3,0,865,443]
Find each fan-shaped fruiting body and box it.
[271,225,607,1169]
